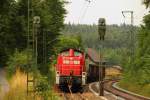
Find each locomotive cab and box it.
[55,49,86,86]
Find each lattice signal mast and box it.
[27,0,40,96]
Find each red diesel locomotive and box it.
[55,49,86,87]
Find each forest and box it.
[62,24,139,65]
[0,0,150,99]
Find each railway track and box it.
[62,85,89,100]
[54,84,87,100]
[76,93,88,100]
[104,81,150,100]
[62,86,108,100]
[63,93,71,100]
[63,92,89,100]
[55,84,104,100]
[89,79,150,100]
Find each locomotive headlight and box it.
[56,71,60,84]
[56,71,60,75]
[82,72,86,76]
[82,72,86,85]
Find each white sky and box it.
[64,0,149,25]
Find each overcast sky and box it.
[64,0,149,25]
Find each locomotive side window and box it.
[63,59,80,65]
[63,60,69,64]
[74,60,80,64]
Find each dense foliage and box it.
[0,0,67,99]
[0,0,26,66]
[143,0,150,8]
[0,0,66,69]
[54,35,83,52]
[62,24,138,65]
[132,14,150,85]
[118,1,150,97]
[119,14,150,96]
[6,50,31,77]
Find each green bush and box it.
[6,50,31,77]
[34,71,60,100]
[54,35,84,53]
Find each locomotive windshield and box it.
[61,51,69,56]
[74,51,82,56]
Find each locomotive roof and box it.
[60,48,84,53]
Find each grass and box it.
[105,67,122,79]
[0,84,1,94]
[4,69,60,100]
[4,69,30,100]
[106,67,121,76]
[118,81,150,98]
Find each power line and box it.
[77,1,87,23]
[78,0,94,24]
[80,4,90,23]
[85,0,92,3]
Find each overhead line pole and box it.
[122,11,134,25]
[122,11,134,65]
[27,0,36,97]
[27,0,40,98]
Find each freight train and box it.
[55,49,86,87]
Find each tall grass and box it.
[4,69,60,100]
[0,84,1,92]
[4,69,31,100]
[0,84,1,97]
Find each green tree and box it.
[7,50,31,77]
[143,0,150,8]
[11,0,66,73]
[0,0,66,70]
[54,35,83,53]
[0,0,22,66]
[135,14,150,84]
